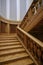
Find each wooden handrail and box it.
[0,17,21,34]
[17,26,43,47]
[0,16,21,25]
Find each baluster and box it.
[37,45,42,61]
[34,6,37,15]
[27,38,30,51]
[24,35,27,47]
[41,48,43,63]
[33,42,37,57]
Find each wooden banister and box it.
[0,16,20,34]
[20,1,43,31]
[24,6,43,32]
[17,26,43,65]
[17,26,43,47]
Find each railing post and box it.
[6,23,10,34]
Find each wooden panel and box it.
[0,16,20,25]
[20,0,43,31]
[24,6,43,32]
[10,24,17,33]
[17,26,43,65]
[0,16,20,34]
[1,22,7,33]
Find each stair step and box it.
[0,37,17,40]
[0,38,17,40]
[0,34,34,65]
[0,34,17,37]
[0,48,25,56]
[0,36,16,38]
[0,40,19,43]
[2,57,33,65]
[0,36,17,38]
[0,52,29,63]
[0,42,21,46]
[0,45,23,50]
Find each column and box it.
[6,23,10,34]
[17,0,20,21]
[6,0,10,19]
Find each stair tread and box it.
[0,48,25,55]
[0,36,17,37]
[0,34,17,37]
[0,42,21,46]
[0,37,17,39]
[0,52,29,62]
[0,45,23,50]
[3,58,33,65]
[0,40,19,43]
[0,38,17,40]
[0,34,34,65]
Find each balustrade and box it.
[20,0,43,30]
[17,26,43,65]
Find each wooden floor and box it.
[0,33,35,65]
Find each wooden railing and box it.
[24,6,43,32]
[0,16,20,34]
[20,0,43,31]
[17,26,43,65]
[20,6,43,31]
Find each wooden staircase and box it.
[0,34,34,65]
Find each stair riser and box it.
[0,41,19,43]
[0,38,18,40]
[0,44,21,47]
[0,46,23,51]
[0,51,25,57]
[0,42,20,44]
[0,56,29,64]
[0,34,34,65]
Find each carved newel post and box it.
[34,6,37,15]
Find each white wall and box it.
[1,0,6,18]
[0,0,33,21]
[26,0,33,12]
[17,0,20,21]
[6,0,10,19]
[20,0,26,20]
[10,0,17,20]
[20,0,33,20]
[0,0,1,15]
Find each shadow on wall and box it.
[28,19,43,42]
